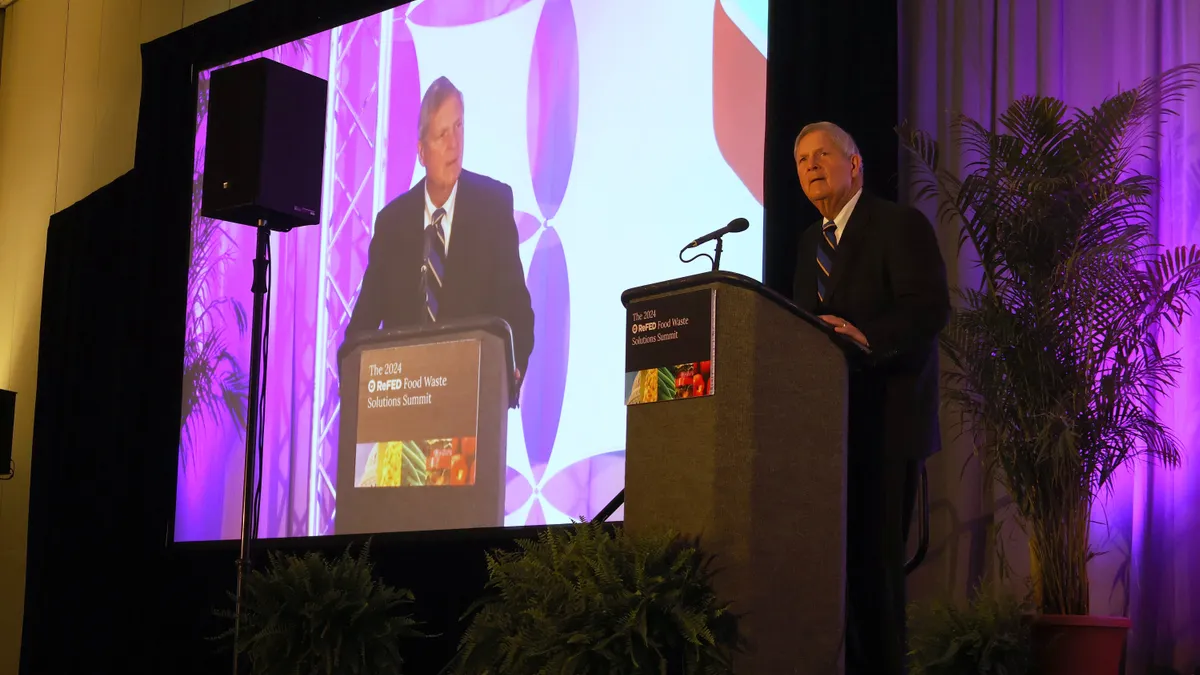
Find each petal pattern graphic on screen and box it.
[713,0,767,205]
[504,451,626,525]
[541,451,626,520]
[513,210,543,244]
[525,498,547,526]
[407,0,535,28]
[505,466,535,514]
[520,226,570,472]
[527,0,579,222]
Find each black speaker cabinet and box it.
[0,389,14,471]
[201,58,329,231]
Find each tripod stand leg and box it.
[232,222,271,675]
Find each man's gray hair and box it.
[418,76,464,141]
[793,121,862,166]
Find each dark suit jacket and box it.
[792,191,950,459]
[344,169,535,375]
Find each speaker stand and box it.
[232,221,271,675]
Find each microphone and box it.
[685,217,750,249]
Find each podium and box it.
[334,317,518,535]
[621,271,863,674]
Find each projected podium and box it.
[334,317,518,535]
[621,271,864,674]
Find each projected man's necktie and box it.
[816,220,837,302]
[422,208,447,323]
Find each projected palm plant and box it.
[180,76,248,469]
[179,37,316,470]
[898,63,1200,616]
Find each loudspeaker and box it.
[0,389,14,471]
[201,58,329,231]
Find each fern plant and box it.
[215,542,424,675]
[908,582,1033,675]
[898,63,1200,615]
[452,521,742,675]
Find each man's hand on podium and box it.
[819,314,869,348]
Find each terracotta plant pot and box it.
[1032,614,1131,675]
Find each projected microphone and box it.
[684,217,750,249]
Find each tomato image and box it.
[700,361,711,377]
[449,455,469,486]
[693,374,706,397]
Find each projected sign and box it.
[353,340,481,489]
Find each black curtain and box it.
[20,172,169,674]
[764,1,900,293]
[21,1,898,673]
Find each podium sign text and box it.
[624,289,716,405]
[353,339,481,487]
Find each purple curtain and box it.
[901,1,1200,672]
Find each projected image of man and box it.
[345,76,535,378]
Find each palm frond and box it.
[898,65,1200,615]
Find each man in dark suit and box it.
[344,76,535,378]
[790,122,950,675]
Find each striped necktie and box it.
[816,220,837,303]
[422,207,447,323]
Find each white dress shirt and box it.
[424,180,459,253]
[826,187,863,245]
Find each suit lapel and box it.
[825,193,873,301]
[440,175,473,305]
[799,225,821,311]
[408,177,427,240]
[405,177,427,292]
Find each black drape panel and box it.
[21,173,151,674]
[763,0,900,294]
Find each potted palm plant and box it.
[451,521,742,675]
[898,63,1200,675]
[215,542,425,675]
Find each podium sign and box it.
[624,288,716,405]
[352,339,481,488]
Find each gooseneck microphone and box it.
[684,217,750,249]
[680,217,750,272]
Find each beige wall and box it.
[0,0,251,671]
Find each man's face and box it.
[418,95,464,190]
[794,130,860,205]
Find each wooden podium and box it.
[621,271,863,674]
